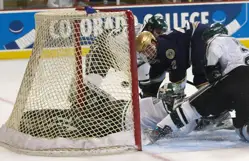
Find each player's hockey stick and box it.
[187,80,195,86]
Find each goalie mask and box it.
[136,31,157,64]
[157,81,186,112]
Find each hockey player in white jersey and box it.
[145,23,249,143]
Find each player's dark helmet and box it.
[143,16,168,36]
[202,23,228,42]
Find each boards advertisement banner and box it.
[0,2,248,59]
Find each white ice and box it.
[1,59,249,161]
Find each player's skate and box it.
[147,126,173,144]
[195,111,234,131]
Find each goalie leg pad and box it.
[140,97,168,131]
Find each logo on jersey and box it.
[166,49,175,60]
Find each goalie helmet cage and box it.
[0,9,142,156]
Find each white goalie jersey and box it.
[206,35,249,75]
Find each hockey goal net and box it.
[0,8,141,156]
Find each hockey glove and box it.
[205,63,222,84]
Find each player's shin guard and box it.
[236,124,249,142]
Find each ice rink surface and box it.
[1,59,249,161]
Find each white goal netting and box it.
[0,9,141,156]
